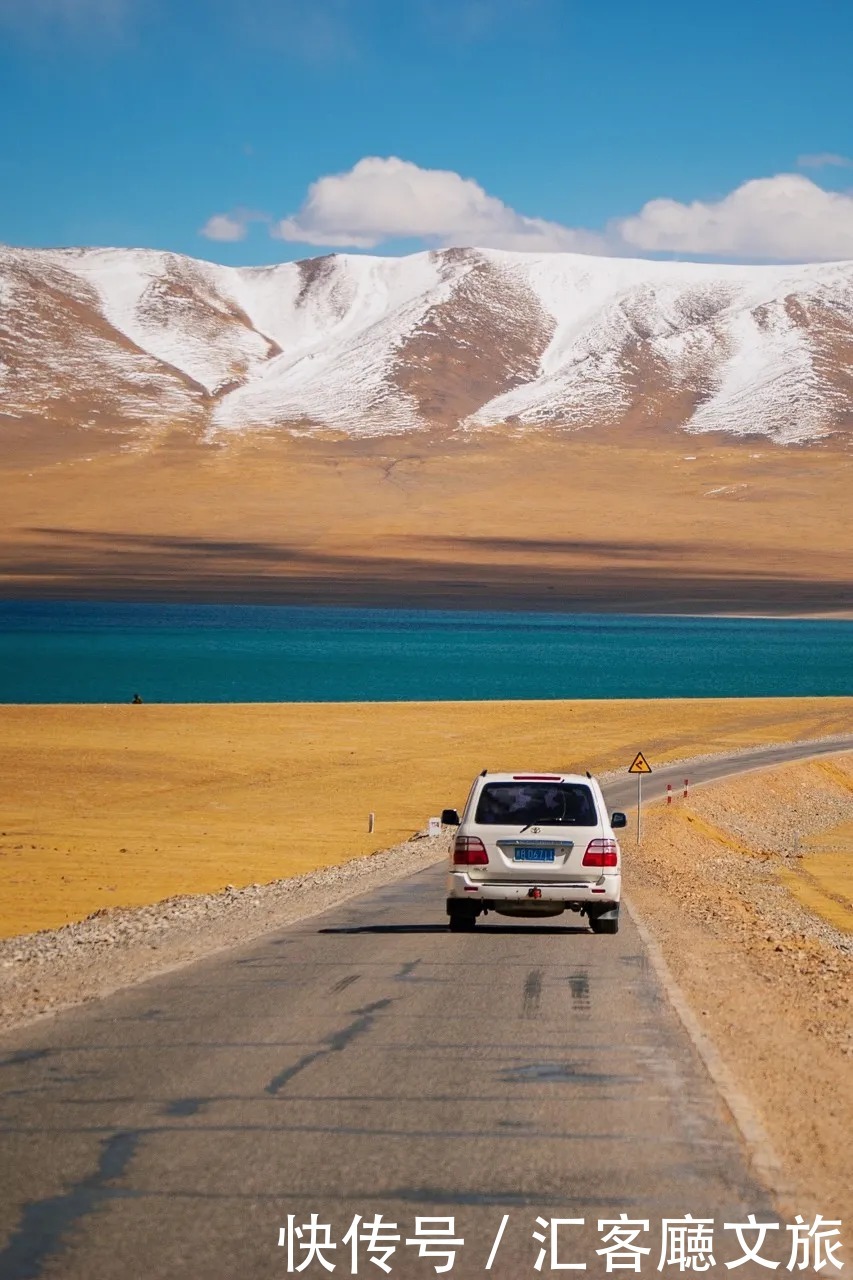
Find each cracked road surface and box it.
[1,737,851,1279]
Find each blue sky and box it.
[1,0,851,263]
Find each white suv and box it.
[443,771,626,934]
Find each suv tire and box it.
[448,902,477,932]
[589,911,619,935]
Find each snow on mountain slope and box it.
[215,251,450,432]
[0,246,202,429]
[59,247,278,396]
[213,249,556,432]
[470,252,853,442]
[1,243,851,442]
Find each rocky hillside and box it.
[1,243,852,443]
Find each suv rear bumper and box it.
[446,870,621,906]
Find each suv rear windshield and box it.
[474,783,598,827]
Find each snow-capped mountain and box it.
[1,243,852,444]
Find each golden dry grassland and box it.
[2,696,851,938]
[2,428,851,612]
[780,820,853,931]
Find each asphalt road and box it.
[1,737,851,1280]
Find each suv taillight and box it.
[453,836,489,866]
[582,839,619,867]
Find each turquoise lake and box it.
[1,602,851,703]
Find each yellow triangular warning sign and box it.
[628,752,652,774]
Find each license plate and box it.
[514,847,555,862]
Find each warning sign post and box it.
[627,752,653,843]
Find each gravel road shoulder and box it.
[628,753,852,1220]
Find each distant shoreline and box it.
[2,585,851,620]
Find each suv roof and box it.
[475,772,593,784]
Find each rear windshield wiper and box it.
[518,820,569,831]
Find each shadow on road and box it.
[318,925,449,934]
[318,923,592,935]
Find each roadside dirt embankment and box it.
[0,831,451,1033]
[629,753,853,1220]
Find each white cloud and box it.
[209,160,853,264]
[797,152,852,170]
[615,174,853,261]
[271,155,604,253]
[201,214,249,243]
[200,209,268,242]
